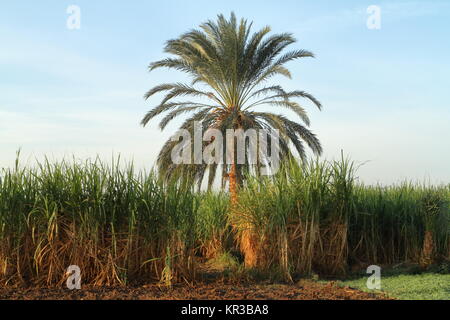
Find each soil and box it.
[0,280,390,300]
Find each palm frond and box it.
[142,13,323,187]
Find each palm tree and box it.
[142,13,322,205]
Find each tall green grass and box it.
[236,156,449,279]
[195,191,230,259]
[0,156,198,286]
[350,183,450,265]
[0,154,448,286]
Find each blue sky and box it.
[1,0,449,184]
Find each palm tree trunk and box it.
[229,159,258,268]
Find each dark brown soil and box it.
[0,280,390,300]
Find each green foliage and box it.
[235,156,449,278]
[196,191,229,242]
[0,154,448,285]
[142,13,322,188]
[336,273,450,300]
[350,183,450,264]
[0,156,199,285]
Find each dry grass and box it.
[0,154,448,286]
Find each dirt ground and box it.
[0,280,389,300]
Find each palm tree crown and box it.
[142,13,322,190]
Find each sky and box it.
[1,0,449,185]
